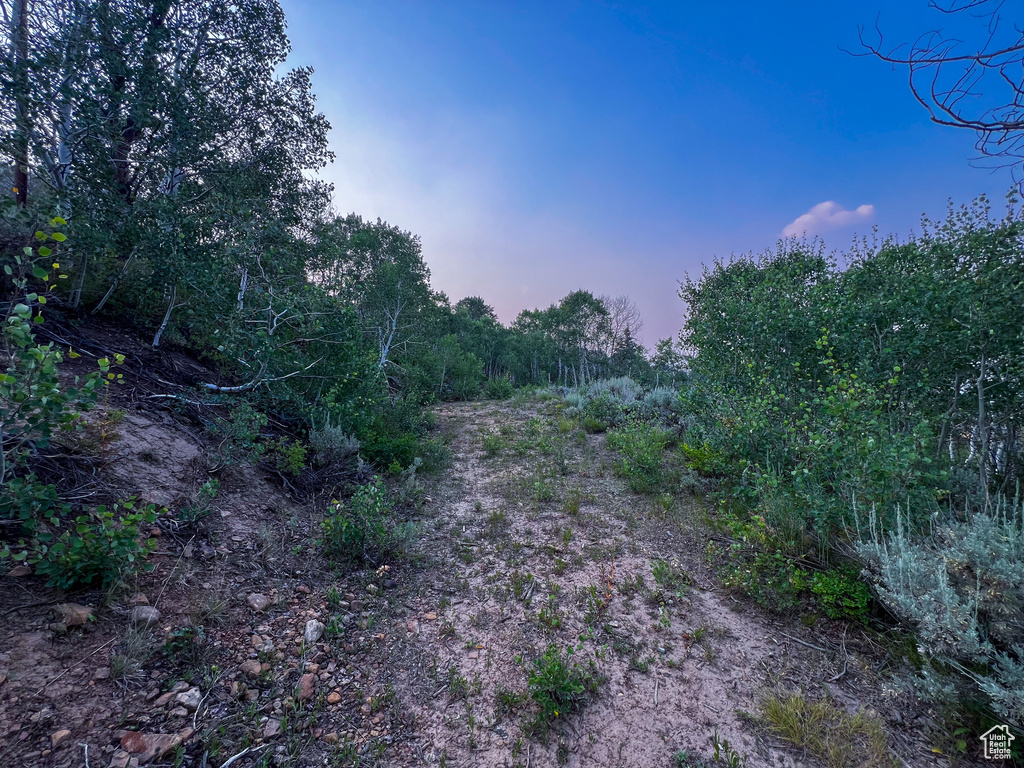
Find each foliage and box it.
[320,478,417,565]
[606,421,673,494]
[264,437,307,476]
[208,401,267,469]
[5,498,157,589]
[856,498,1024,727]
[526,643,601,738]
[759,692,897,768]
[810,569,871,622]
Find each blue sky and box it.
[278,0,1015,344]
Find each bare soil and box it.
[0,383,962,768]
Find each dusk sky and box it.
[277,1,1016,344]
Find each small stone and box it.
[7,565,31,577]
[349,600,363,612]
[119,728,193,764]
[297,673,316,702]
[128,593,149,606]
[365,584,379,596]
[423,612,437,621]
[175,688,201,713]
[324,732,339,744]
[406,620,419,635]
[57,603,95,627]
[467,651,479,659]
[168,707,188,718]
[303,620,325,645]
[109,749,132,768]
[239,660,262,677]
[383,579,397,589]
[93,667,110,680]
[50,729,71,748]
[247,594,271,612]
[129,606,161,627]
[296,585,310,594]
[327,691,342,705]
[263,719,282,738]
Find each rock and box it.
[406,620,419,635]
[108,749,133,768]
[239,660,262,678]
[296,585,310,594]
[296,673,316,702]
[119,728,193,764]
[50,729,71,748]
[323,732,339,744]
[365,584,379,596]
[174,687,201,713]
[57,603,95,627]
[423,612,437,621]
[93,667,110,680]
[326,691,342,705]
[303,620,325,645]
[263,719,282,738]
[349,600,363,612]
[168,707,188,718]
[128,593,149,606]
[129,606,161,627]
[8,565,31,577]
[246,593,271,612]
[383,579,397,589]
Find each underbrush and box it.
[319,477,419,565]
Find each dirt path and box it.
[386,399,842,767]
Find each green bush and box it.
[6,498,158,589]
[264,436,308,476]
[606,421,672,493]
[810,569,871,622]
[208,401,267,468]
[320,478,418,564]
[484,375,515,400]
[526,643,601,737]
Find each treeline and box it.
[0,0,686,470]
[680,196,1024,728]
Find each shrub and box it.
[856,498,1024,727]
[526,643,601,737]
[5,498,158,589]
[606,421,672,493]
[309,422,361,466]
[810,569,871,622]
[264,437,307,476]
[484,375,515,400]
[208,401,267,468]
[320,478,418,564]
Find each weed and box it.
[110,626,156,686]
[483,433,504,457]
[711,730,745,767]
[652,558,694,595]
[759,692,897,768]
[525,643,602,739]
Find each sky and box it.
[277,0,1017,345]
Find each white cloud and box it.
[782,201,875,237]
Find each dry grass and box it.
[759,691,898,768]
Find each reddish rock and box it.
[239,660,262,678]
[297,673,316,702]
[120,728,193,764]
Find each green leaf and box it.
[51,232,66,242]
[38,246,52,258]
